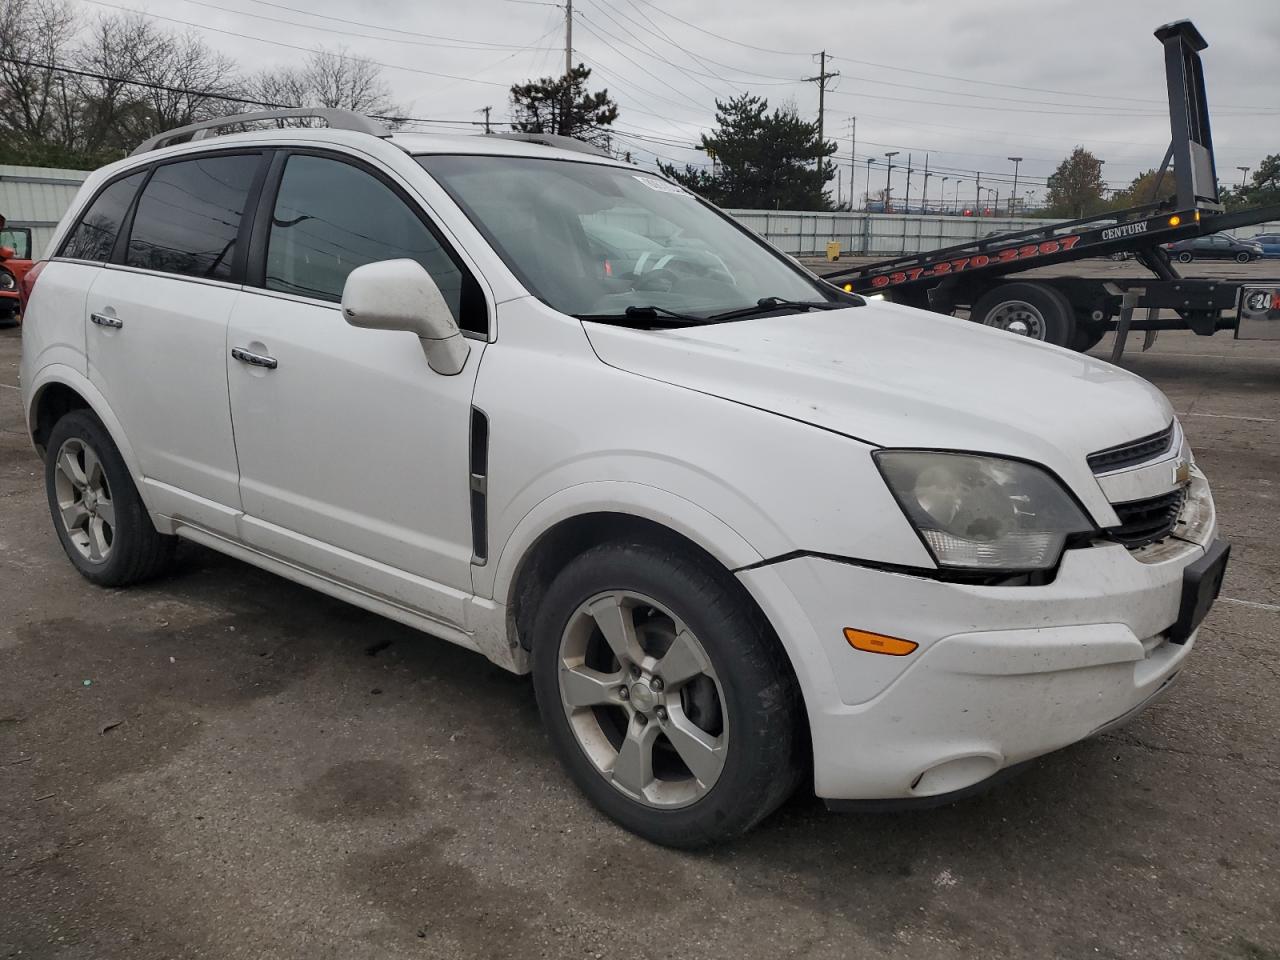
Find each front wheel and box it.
[531,540,803,847]
[1235,252,1252,264]
[1177,251,1194,263]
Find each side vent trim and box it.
[469,407,490,566]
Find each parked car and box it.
[1246,233,1280,258]
[19,114,1226,846]
[0,217,35,324]
[1165,233,1264,263]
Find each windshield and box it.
[416,155,836,320]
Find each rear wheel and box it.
[970,281,1076,348]
[531,540,803,847]
[45,410,176,586]
[1177,251,1194,263]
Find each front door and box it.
[226,151,489,626]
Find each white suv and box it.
[19,110,1227,846]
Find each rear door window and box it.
[59,171,147,262]
[126,154,260,280]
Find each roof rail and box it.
[485,131,611,158]
[130,108,390,156]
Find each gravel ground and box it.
[1,311,1278,960]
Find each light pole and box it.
[864,157,877,211]
[1008,156,1022,216]
[883,151,899,212]
[1238,165,1250,188]
[953,179,963,214]
[940,177,948,215]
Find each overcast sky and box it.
[79,0,1280,206]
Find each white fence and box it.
[725,209,1280,258]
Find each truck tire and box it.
[970,282,1076,348]
[1071,322,1108,353]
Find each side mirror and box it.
[341,259,471,376]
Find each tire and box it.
[44,410,176,587]
[969,281,1076,348]
[1071,321,1108,353]
[1177,251,1194,263]
[1235,252,1251,264]
[531,539,803,847]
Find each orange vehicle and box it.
[1,214,35,324]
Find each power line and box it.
[76,0,515,87]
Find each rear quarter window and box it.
[59,171,147,262]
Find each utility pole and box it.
[904,154,913,214]
[1008,156,1022,215]
[883,151,898,211]
[849,116,856,215]
[561,0,573,135]
[921,154,930,214]
[803,52,839,187]
[975,172,982,215]
[480,106,492,134]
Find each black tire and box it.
[531,539,804,847]
[1235,252,1251,264]
[1071,320,1108,353]
[1177,251,1194,263]
[44,410,176,587]
[970,281,1076,348]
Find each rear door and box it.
[87,151,267,535]
[226,149,489,625]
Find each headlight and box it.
[0,271,14,291]
[874,451,1094,571]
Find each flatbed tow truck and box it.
[822,20,1280,355]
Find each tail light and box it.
[19,260,46,314]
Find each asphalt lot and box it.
[2,299,1279,959]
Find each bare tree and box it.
[0,0,77,143]
[247,48,401,121]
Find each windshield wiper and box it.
[706,297,851,322]
[574,304,707,328]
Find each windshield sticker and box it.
[633,175,690,196]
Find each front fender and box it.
[481,479,764,605]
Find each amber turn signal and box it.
[843,628,918,656]
[1168,215,1182,227]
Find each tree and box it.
[658,94,835,210]
[1044,146,1108,219]
[1109,168,1171,209]
[0,0,76,143]
[1221,154,1280,212]
[509,64,617,149]
[248,48,400,120]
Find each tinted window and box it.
[264,154,481,331]
[60,171,146,262]
[126,154,259,279]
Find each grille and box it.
[1087,422,1176,474]
[1109,487,1186,548]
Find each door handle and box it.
[231,346,278,370]
[90,312,123,329]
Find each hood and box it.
[583,300,1175,509]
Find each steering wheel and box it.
[634,267,680,293]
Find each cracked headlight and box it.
[875,451,1094,571]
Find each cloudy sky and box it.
[76,0,1280,207]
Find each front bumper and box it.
[739,533,1217,802]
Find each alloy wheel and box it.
[52,437,115,563]
[557,590,728,808]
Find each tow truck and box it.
[822,21,1280,354]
